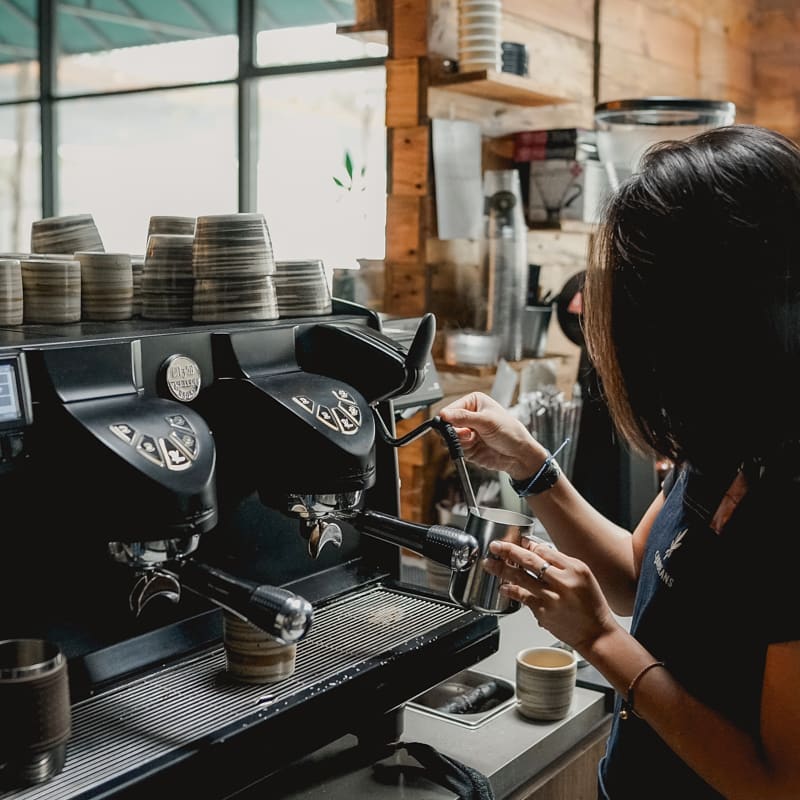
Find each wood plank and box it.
[754,8,800,55]
[755,94,800,133]
[699,29,754,92]
[384,261,428,314]
[753,51,800,97]
[503,0,595,42]
[390,126,429,196]
[599,0,698,73]
[386,194,424,262]
[430,69,573,107]
[598,43,699,101]
[390,0,428,59]
[386,58,427,128]
[428,89,594,137]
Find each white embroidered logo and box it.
[653,528,687,588]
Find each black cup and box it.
[0,639,71,789]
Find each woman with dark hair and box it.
[440,124,800,799]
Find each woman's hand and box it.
[483,537,622,655]
[439,392,547,481]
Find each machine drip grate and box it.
[4,586,470,800]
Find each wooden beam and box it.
[389,126,429,196]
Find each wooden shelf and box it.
[430,69,570,107]
[335,23,387,47]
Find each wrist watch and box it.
[509,453,562,497]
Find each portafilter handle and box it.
[354,509,479,572]
[178,560,314,644]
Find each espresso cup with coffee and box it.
[0,639,72,789]
[515,645,577,721]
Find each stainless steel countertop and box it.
[257,609,613,799]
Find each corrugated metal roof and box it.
[0,0,355,64]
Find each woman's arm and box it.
[484,540,800,799]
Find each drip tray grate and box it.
[5,587,472,800]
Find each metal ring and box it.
[536,562,550,581]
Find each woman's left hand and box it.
[484,539,621,655]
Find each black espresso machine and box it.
[0,299,499,799]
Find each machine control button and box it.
[137,435,164,467]
[110,423,137,445]
[165,414,195,433]
[337,401,361,426]
[169,430,199,460]
[316,405,340,432]
[331,407,357,435]
[293,395,315,414]
[159,438,192,471]
[332,389,356,405]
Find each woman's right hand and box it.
[439,392,548,481]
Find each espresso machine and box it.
[0,300,500,799]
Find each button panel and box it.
[110,415,200,470]
[291,387,365,436]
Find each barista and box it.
[440,125,800,799]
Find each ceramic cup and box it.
[0,259,23,325]
[147,215,196,238]
[141,234,195,321]
[222,611,297,684]
[20,259,81,324]
[192,213,276,279]
[75,251,133,322]
[515,646,577,721]
[30,214,104,255]
[0,639,72,789]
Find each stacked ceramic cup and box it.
[30,214,104,255]
[141,234,195,321]
[0,258,23,325]
[20,258,81,324]
[273,259,332,317]
[457,0,502,73]
[75,252,133,322]
[192,213,278,322]
[147,215,196,240]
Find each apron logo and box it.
[653,528,687,588]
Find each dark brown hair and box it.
[585,124,800,472]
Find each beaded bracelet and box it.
[619,660,665,720]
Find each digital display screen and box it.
[0,363,22,423]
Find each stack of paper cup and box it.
[458,0,502,73]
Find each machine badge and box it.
[162,355,202,402]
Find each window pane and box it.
[55,0,237,95]
[255,0,387,67]
[256,67,386,270]
[57,85,237,253]
[0,0,39,101]
[0,103,41,252]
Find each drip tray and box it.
[407,668,516,729]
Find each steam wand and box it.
[373,412,480,515]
